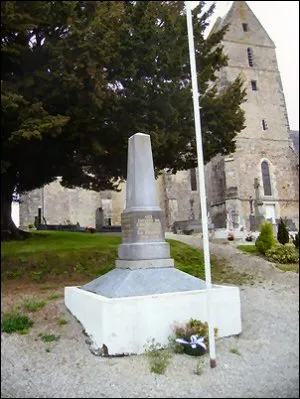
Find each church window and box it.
[242,23,249,32]
[251,80,257,91]
[262,119,268,131]
[247,48,254,67]
[190,168,197,191]
[261,161,272,196]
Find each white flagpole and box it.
[185,2,216,368]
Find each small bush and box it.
[277,218,290,245]
[255,222,275,255]
[144,338,172,375]
[266,244,299,264]
[1,311,34,334]
[40,334,60,342]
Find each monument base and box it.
[79,267,207,298]
[64,285,242,355]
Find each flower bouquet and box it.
[175,335,207,356]
[227,231,235,241]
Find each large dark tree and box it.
[1,1,246,240]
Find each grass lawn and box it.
[237,244,259,255]
[1,231,252,286]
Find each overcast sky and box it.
[188,1,299,130]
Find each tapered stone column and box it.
[117,133,173,266]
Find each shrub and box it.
[255,222,275,255]
[266,244,299,264]
[277,218,290,245]
[144,338,172,375]
[28,223,35,229]
[291,232,299,248]
[1,311,34,334]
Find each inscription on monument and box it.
[121,213,134,241]
[136,215,161,240]
[121,212,163,242]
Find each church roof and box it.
[209,1,275,48]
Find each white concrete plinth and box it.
[64,285,241,355]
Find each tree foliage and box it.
[1,1,246,238]
[255,222,275,255]
[277,218,289,245]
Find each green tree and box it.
[255,222,275,255]
[277,218,289,245]
[1,1,246,240]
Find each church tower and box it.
[205,1,299,231]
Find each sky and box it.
[188,1,299,130]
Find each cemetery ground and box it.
[1,231,299,398]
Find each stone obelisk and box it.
[116,133,173,268]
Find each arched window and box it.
[261,161,272,195]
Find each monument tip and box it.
[129,132,149,140]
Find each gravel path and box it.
[1,234,299,398]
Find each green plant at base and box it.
[1,311,34,333]
[194,358,205,375]
[23,299,46,312]
[266,244,299,264]
[47,293,63,301]
[39,334,60,342]
[144,338,173,375]
[255,222,275,255]
[168,336,185,354]
[277,218,290,245]
[58,319,68,325]
[230,348,241,356]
